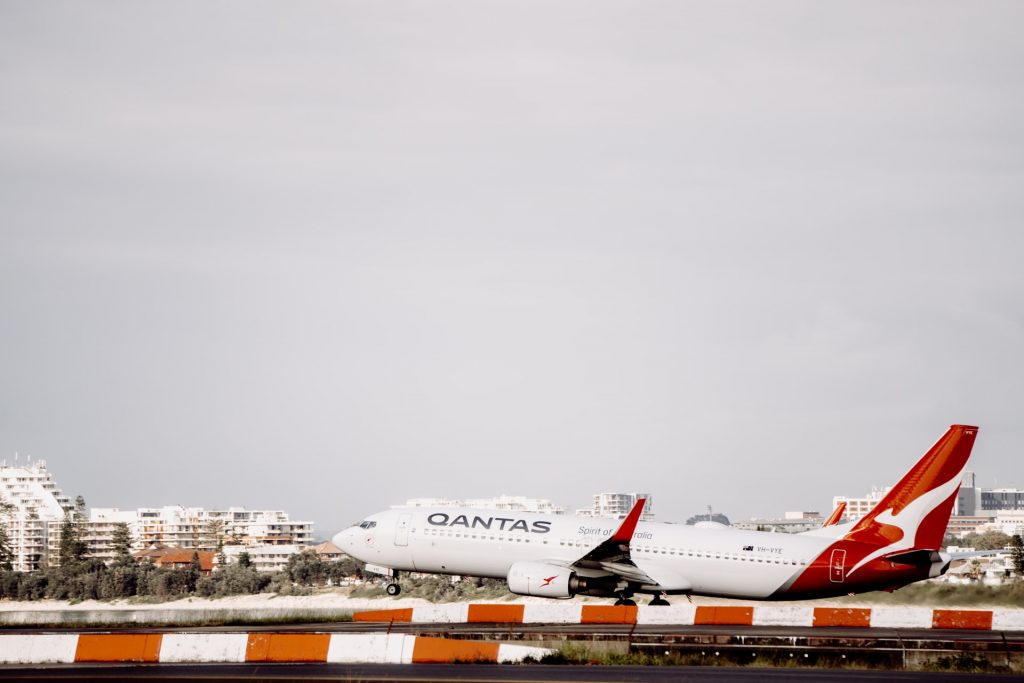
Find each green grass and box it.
[348,576,511,603]
[834,580,1024,607]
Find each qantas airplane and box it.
[333,424,978,605]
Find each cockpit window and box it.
[358,521,377,529]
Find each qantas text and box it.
[427,513,551,534]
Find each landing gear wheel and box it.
[385,583,401,596]
[613,598,637,607]
[649,597,670,606]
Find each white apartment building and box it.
[222,543,306,573]
[981,511,1024,537]
[831,487,892,522]
[577,493,654,522]
[732,511,823,534]
[0,459,76,571]
[87,506,314,561]
[400,495,567,515]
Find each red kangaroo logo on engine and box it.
[540,575,558,588]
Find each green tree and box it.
[0,501,15,571]
[111,523,133,565]
[203,519,225,552]
[1010,534,1024,577]
[285,550,326,586]
[967,531,1012,551]
[186,551,201,593]
[58,495,89,567]
[58,516,83,567]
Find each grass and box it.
[834,580,1024,607]
[348,576,511,603]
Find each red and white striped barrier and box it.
[0,632,552,665]
[352,603,1024,631]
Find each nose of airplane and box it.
[333,526,358,555]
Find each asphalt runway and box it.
[0,663,1018,682]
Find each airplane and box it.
[333,424,978,605]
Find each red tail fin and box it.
[844,425,978,551]
[821,501,846,528]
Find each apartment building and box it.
[85,506,314,563]
[732,511,823,533]
[831,487,891,522]
[400,495,567,515]
[577,493,654,522]
[221,543,307,573]
[0,459,76,571]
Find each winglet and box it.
[609,498,646,543]
[821,501,846,527]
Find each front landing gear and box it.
[385,583,401,596]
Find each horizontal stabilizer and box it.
[883,549,939,566]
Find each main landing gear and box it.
[613,591,637,607]
[649,596,671,606]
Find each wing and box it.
[568,498,659,585]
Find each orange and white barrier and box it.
[0,634,79,664]
[0,633,552,665]
[352,603,1024,631]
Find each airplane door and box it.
[829,549,846,583]
[395,513,411,547]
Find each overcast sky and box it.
[2,2,1022,534]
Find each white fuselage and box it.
[334,507,838,599]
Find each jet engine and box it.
[507,562,581,598]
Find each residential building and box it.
[982,511,1024,536]
[83,508,137,564]
[133,546,215,573]
[831,487,891,522]
[577,493,654,522]
[0,459,76,571]
[222,543,306,573]
[86,506,314,563]
[400,495,567,515]
[732,512,823,533]
[312,540,345,562]
[945,516,995,538]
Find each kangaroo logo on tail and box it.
[843,424,978,575]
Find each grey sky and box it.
[2,2,1022,533]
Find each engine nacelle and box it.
[507,561,579,598]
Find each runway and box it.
[0,663,1019,682]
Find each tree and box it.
[1010,534,1024,577]
[203,519,227,569]
[286,550,326,586]
[58,494,89,567]
[186,552,201,593]
[966,531,1012,551]
[111,523,133,566]
[237,551,252,569]
[0,501,15,571]
[58,516,84,567]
